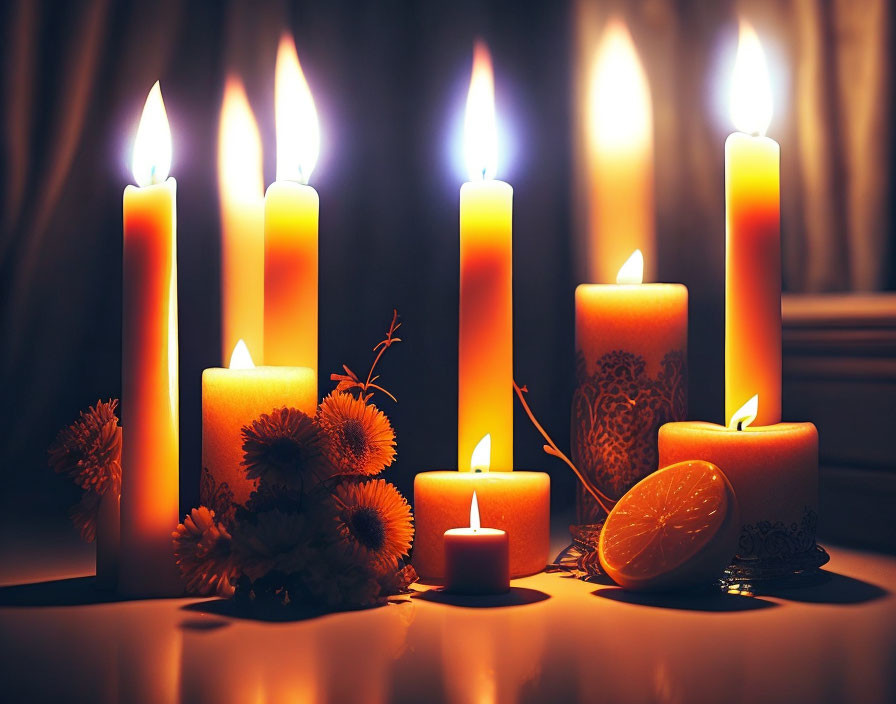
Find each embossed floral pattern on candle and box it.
[572,349,686,524]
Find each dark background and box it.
[1,0,893,542]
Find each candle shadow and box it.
[0,576,126,607]
[180,597,386,623]
[751,569,888,605]
[592,585,778,612]
[413,586,550,608]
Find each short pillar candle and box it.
[413,438,549,580]
[202,340,316,517]
[658,397,819,561]
[444,493,510,595]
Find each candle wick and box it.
[737,420,743,432]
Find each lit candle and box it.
[119,82,180,596]
[264,34,320,377]
[725,22,781,427]
[572,250,687,524]
[458,41,513,472]
[201,340,316,518]
[658,395,819,561]
[414,435,550,580]
[586,19,655,283]
[218,77,264,365]
[444,492,510,595]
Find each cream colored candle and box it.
[586,19,655,283]
[201,340,316,516]
[659,397,818,561]
[725,22,781,427]
[119,82,180,596]
[218,77,264,365]
[264,34,320,375]
[458,40,513,472]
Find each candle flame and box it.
[132,81,172,186]
[218,76,263,204]
[229,339,255,370]
[275,34,319,184]
[470,491,481,531]
[730,21,773,136]
[471,434,491,472]
[464,40,498,181]
[589,19,651,150]
[616,249,644,285]
[728,394,758,430]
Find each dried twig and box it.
[513,381,616,515]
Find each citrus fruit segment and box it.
[598,460,739,591]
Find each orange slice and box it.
[598,460,740,591]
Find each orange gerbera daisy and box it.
[317,392,396,475]
[48,399,122,495]
[172,507,236,597]
[329,479,413,570]
[241,407,330,488]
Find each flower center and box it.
[341,419,369,459]
[349,506,386,552]
[267,437,305,467]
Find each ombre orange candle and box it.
[573,251,687,524]
[725,22,781,427]
[119,82,180,596]
[414,436,550,580]
[219,77,264,365]
[659,396,819,561]
[264,34,320,377]
[458,41,513,472]
[201,340,316,517]
[586,19,655,284]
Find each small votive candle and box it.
[444,492,510,595]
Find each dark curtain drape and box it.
[0,0,577,530]
[1,0,892,533]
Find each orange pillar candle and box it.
[725,22,781,427]
[414,435,550,580]
[444,492,510,595]
[458,41,513,473]
[586,19,655,284]
[218,77,265,365]
[264,34,320,376]
[119,82,181,596]
[658,396,819,561]
[201,340,316,518]
[572,250,687,524]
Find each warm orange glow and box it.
[730,21,773,136]
[132,81,172,186]
[728,394,759,430]
[470,491,481,531]
[275,34,319,184]
[228,339,255,370]
[219,77,263,204]
[464,41,498,181]
[615,249,644,285]
[589,20,651,151]
[471,434,491,473]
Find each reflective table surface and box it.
[1,532,894,704]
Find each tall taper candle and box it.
[219,77,265,365]
[458,41,513,472]
[725,22,781,426]
[120,82,181,596]
[264,34,320,377]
